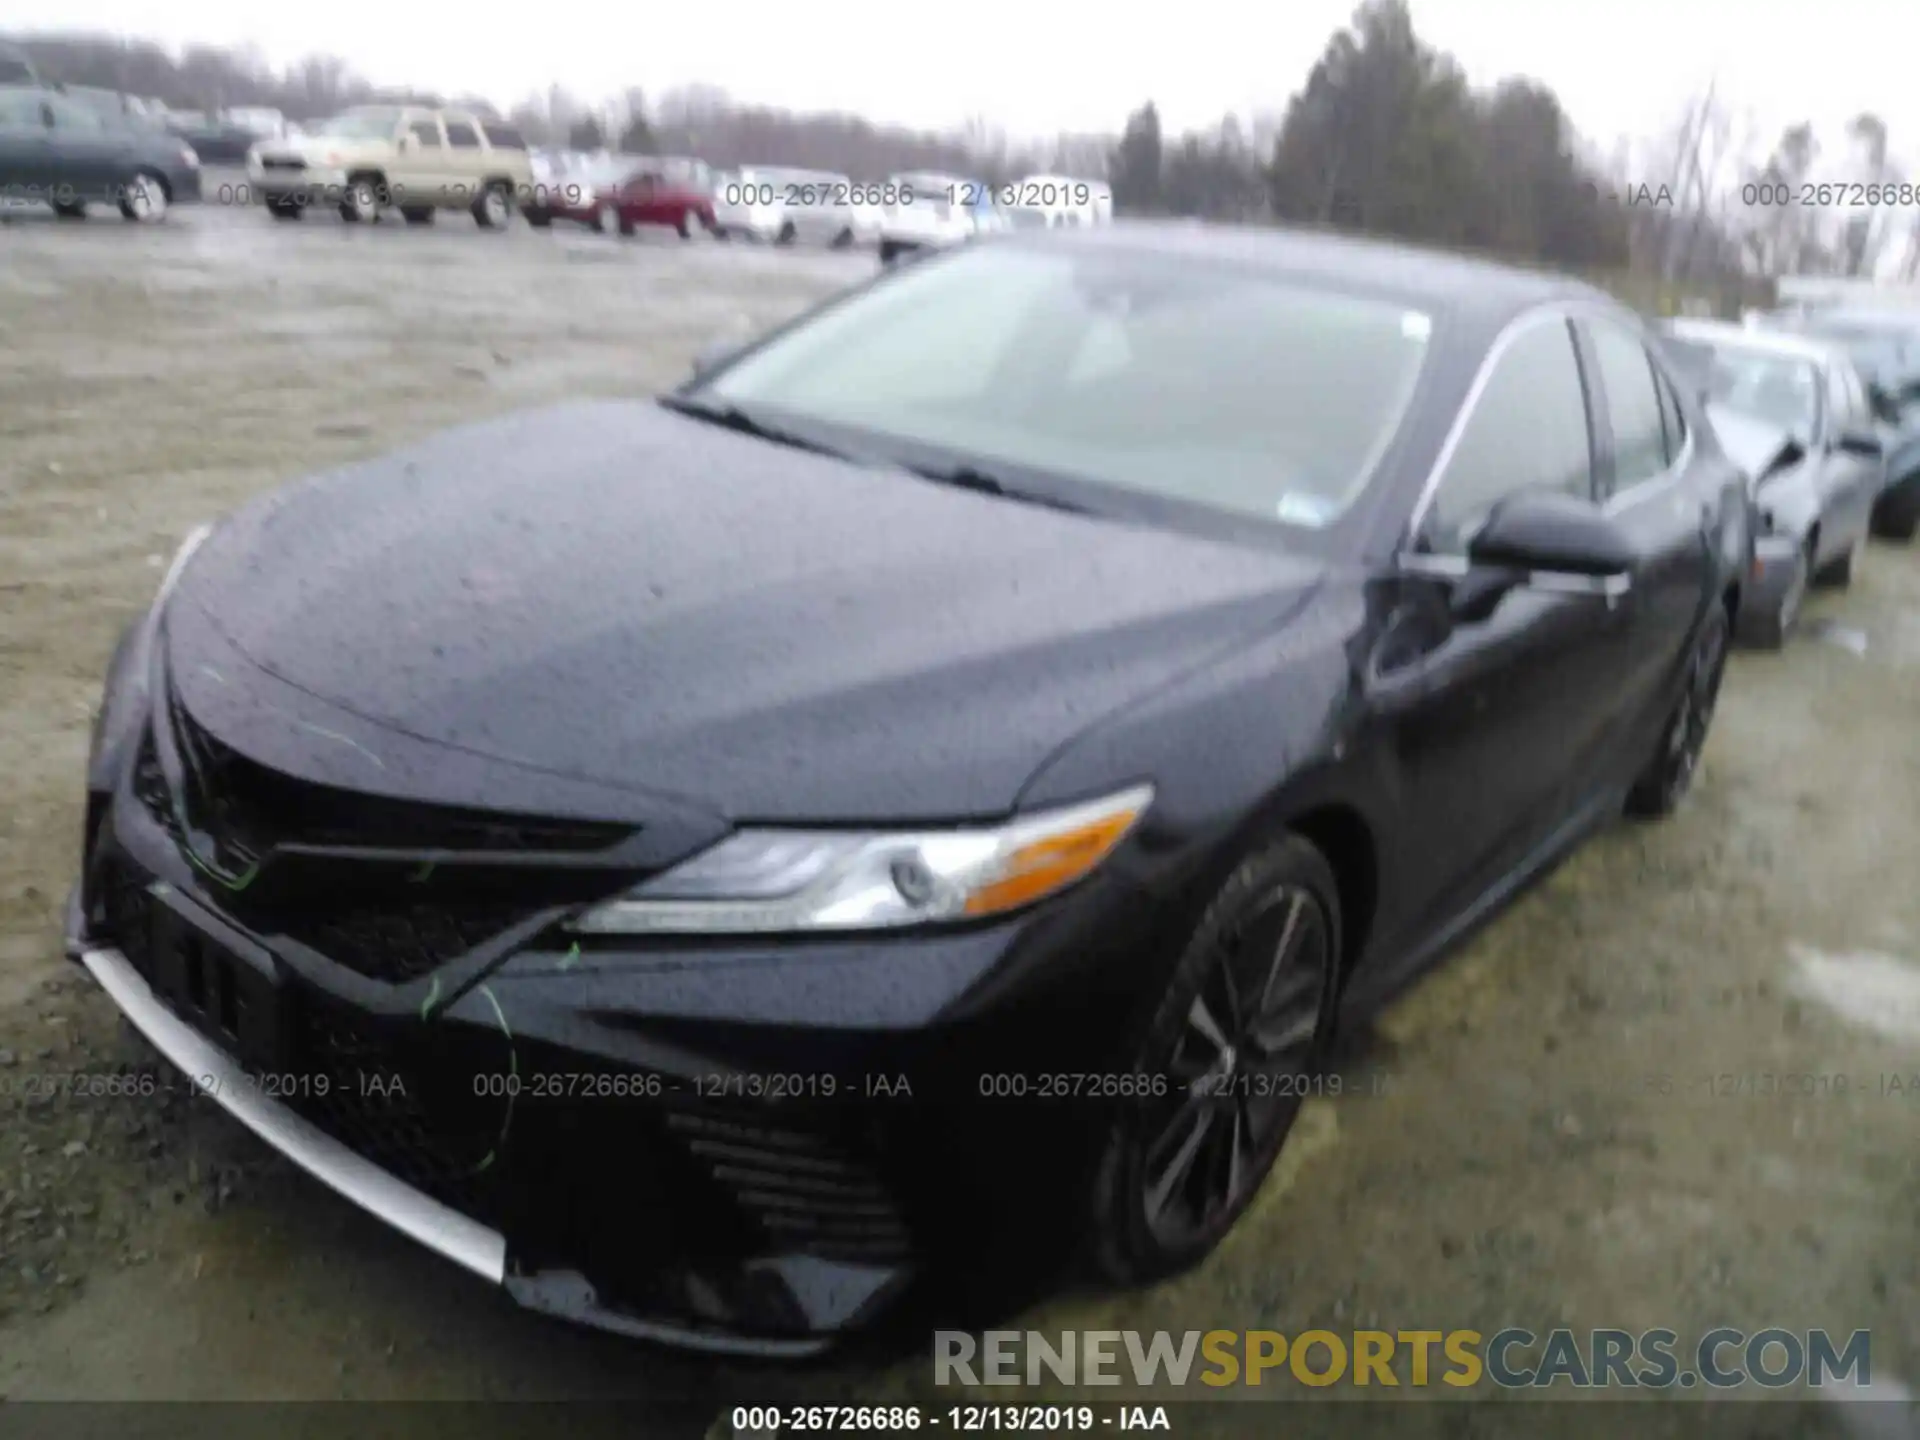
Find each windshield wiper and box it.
[656,393,855,461]
[898,461,1093,516]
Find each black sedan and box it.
[67,224,1748,1355]
[0,84,201,220]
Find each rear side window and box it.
[1587,320,1670,491]
[444,119,480,148]
[1423,317,1594,552]
[482,123,524,150]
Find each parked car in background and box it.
[163,110,261,164]
[525,159,715,238]
[224,106,290,141]
[1760,308,1920,541]
[245,105,533,227]
[1002,174,1108,227]
[0,44,40,87]
[0,85,201,221]
[1661,320,1884,647]
[768,169,857,247]
[710,166,792,241]
[876,171,1006,263]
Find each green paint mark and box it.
[469,983,518,1176]
[408,861,436,884]
[419,974,442,1021]
[558,942,580,971]
[181,841,261,894]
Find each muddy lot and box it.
[2,183,1917,1431]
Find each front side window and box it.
[409,119,443,147]
[0,91,47,130]
[704,244,1434,536]
[44,96,107,133]
[1587,320,1669,491]
[1421,318,1593,552]
[444,120,480,149]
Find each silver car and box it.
[1661,320,1885,647]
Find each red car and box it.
[526,164,716,238]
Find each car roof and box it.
[1669,318,1842,365]
[1014,221,1611,324]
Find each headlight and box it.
[569,783,1153,936]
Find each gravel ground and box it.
[1,181,1917,1434]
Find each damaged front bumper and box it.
[64,612,1151,1352]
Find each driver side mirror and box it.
[1465,490,1638,585]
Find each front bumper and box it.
[67,664,1167,1352]
[1738,532,1802,635]
[246,163,350,202]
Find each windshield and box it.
[701,243,1433,533]
[1688,342,1820,440]
[310,108,402,139]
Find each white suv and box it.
[247,104,533,226]
[876,172,1008,264]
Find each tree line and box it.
[8,3,1909,288]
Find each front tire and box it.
[472,182,511,230]
[1871,481,1920,542]
[339,176,384,223]
[1813,540,1857,588]
[1087,834,1340,1285]
[118,171,169,223]
[1625,601,1730,818]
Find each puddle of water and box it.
[1787,943,1920,1044]
[1803,619,1872,657]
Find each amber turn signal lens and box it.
[963,802,1147,917]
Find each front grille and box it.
[666,1108,913,1264]
[292,996,506,1223]
[276,901,541,985]
[259,157,305,171]
[169,706,629,855]
[101,863,156,980]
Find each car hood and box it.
[1703,403,1807,491]
[169,400,1323,823]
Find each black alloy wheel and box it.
[1626,601,1729,817]
[1090,834,1340,1283]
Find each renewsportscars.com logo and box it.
[934,1327,1873,1390]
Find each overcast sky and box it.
[8,0,1916,168]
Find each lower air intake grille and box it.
[665,1108,913,1263]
